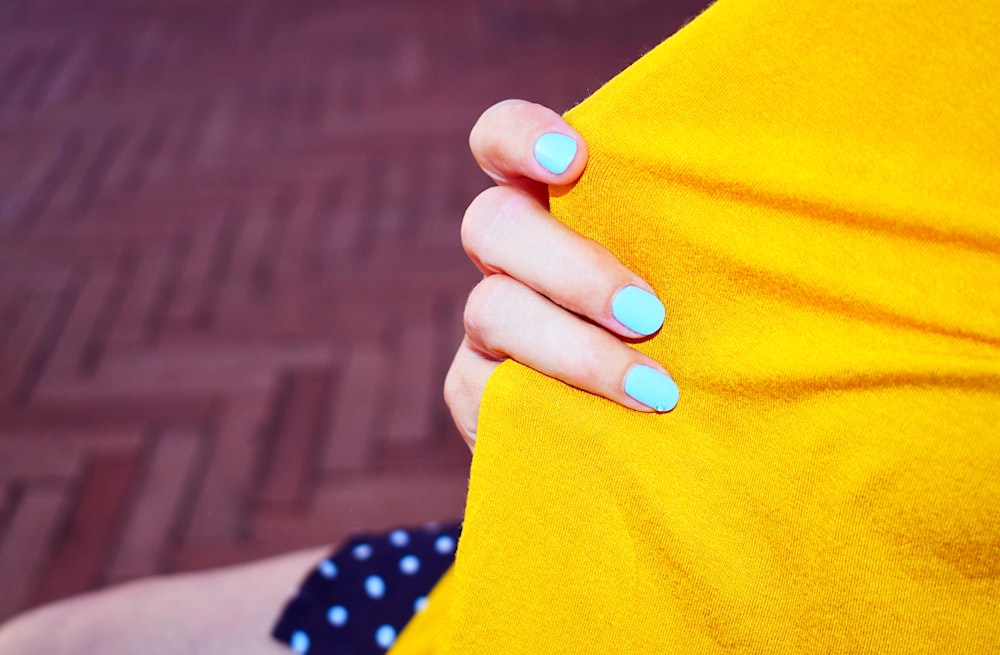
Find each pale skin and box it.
[0,100,663,652]
[0,547,327,655]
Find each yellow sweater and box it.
[395,0,1000,652]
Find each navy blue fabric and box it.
[272,522,461,654]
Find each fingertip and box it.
[471,99,588,186]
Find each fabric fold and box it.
[392,0,1000,652]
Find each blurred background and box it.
[0,0,707,622]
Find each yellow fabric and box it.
[392,0,1000,652]
[391,568,454,654]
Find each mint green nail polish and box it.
[624,365,679,412]
[534,133,577,175]
[612,286,665,336]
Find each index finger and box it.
[469,99,589,191]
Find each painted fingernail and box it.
[533,133,577,175]
[612,286,665,336]
[624,365,679,412]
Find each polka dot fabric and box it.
[272,522,460,654]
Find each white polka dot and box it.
[423,521,441,532]
[414,596,429,613]
[317,559,337,579]
[365,574,386,599]
[389,529,410,547]
[375,624,397,649]
[399,554,420,575]
[327,605,348,627]
[434,535,455,555]
[290,630,310,654]
[352,543,372,560]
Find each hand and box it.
[444,99,678,450]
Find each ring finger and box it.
[463,274,679,414]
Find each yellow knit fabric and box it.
[393,0,1000,652]
[389,567,455,654]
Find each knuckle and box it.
[460,187,502,257]
[463,275,516,349]
[442,360,463,411]
[460,186,528,265]
[442,356,479,451]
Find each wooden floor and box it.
[0,0,707,621]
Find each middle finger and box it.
[463,274,679,413]
[462,185,666,339]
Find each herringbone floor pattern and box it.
[0,0,707,622]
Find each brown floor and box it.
[0,0,707,622]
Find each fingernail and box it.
[534,133,577,175]
[612,286,665,336]
[624,365,679,412]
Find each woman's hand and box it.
[444,99,678,450]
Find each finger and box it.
[469,99,588,191]
[463,185,666,338]
[443,338,500,450]
[464,275,679,413]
